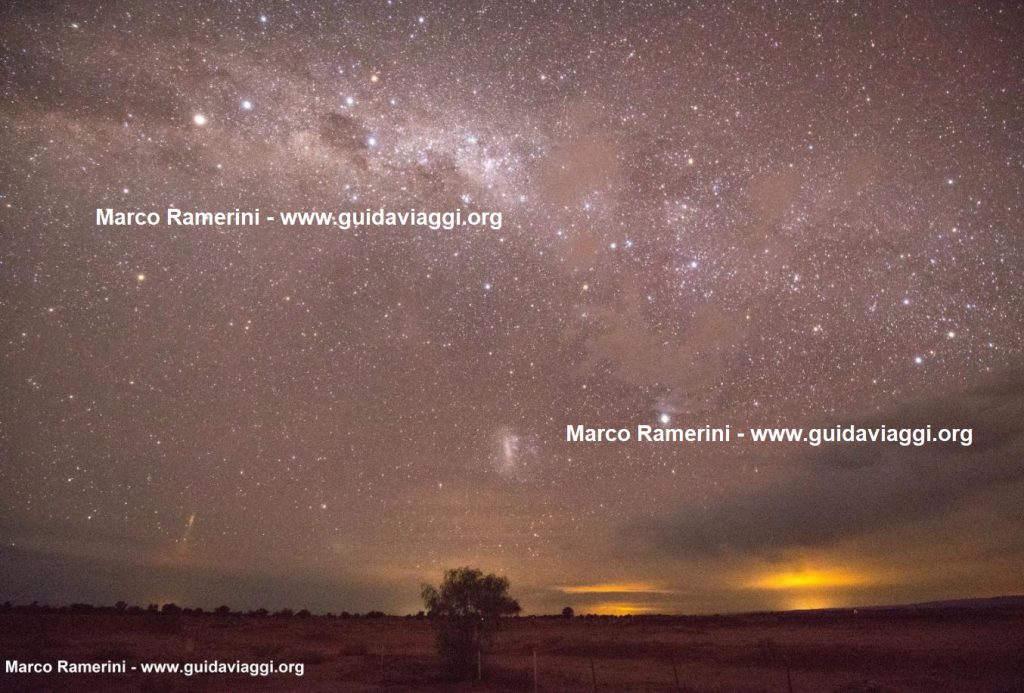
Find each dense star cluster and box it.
[2,1,1022,615]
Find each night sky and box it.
[2,1,1022,616]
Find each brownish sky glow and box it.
[1,1,1023,616]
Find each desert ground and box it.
[2,608,1023,692]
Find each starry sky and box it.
[2,1,1023,616]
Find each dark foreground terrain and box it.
[2,606,1023,692]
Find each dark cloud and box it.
[318,112,370,155]
[633,369,1024,556]
[0,546,399,612]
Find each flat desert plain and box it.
[2,608,1023,692]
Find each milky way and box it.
[2,1,1022,614]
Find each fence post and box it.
[671,658,680,692]
[533,647,538,693]
[589,655,597,691]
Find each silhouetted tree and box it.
[214,605,231,617]
[562,606,575,619]
[160,603,181,615]
[421,567,521,680]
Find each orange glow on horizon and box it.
[586,601,657,615]
[786,594,837,611]
[746,567,874,591]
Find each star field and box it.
[1,1,1022,614]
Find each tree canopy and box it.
[421,567,521,620]
[421,567,520,679]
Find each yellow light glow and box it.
[747,567,870,591]
[787,595,836,611]
[560,582,670,594]
[588,601,656,616]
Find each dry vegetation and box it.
[2,608,1023,692]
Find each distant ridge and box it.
[853,594,1024,612]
